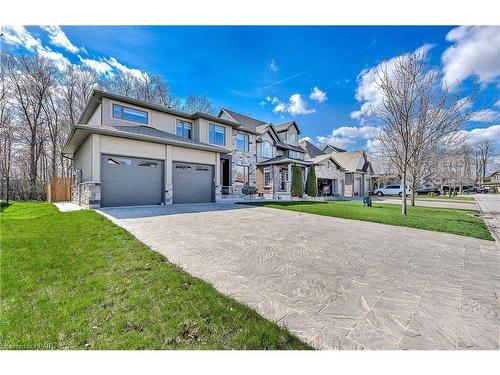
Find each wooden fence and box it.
[47,177,73,203]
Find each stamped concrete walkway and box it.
[100,204,499,350]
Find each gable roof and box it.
[323,144,346,153]
[218,108,267,133]
[274,121,300,134]
[330,151,371,172]
[299,139,326,158]
[308,154,345,170]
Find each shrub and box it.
[290,165,304,198]
[241,185,258,201]
[305,165,317,197]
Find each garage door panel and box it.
[101,155,163,207]
[173,162,214,204]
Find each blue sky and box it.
[2,25,499,152]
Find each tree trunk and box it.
[29,133,37,199]
[410,180,416,207]
[401,169,407,216]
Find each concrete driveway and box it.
[100,203,499,350]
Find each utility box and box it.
[363,195,372,207]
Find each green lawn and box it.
[242,200,493,241]
[0,202,310,350]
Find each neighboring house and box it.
[322,146,375,196]
[483,171,500,192]
[219,111,311,199]
[62,90,257,208]
[300,140,346,196]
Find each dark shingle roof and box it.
[274,121,295,132]
[323,144,346,153]
[220,108,267,132]
[299,140,326,158]
[256,155,312,166]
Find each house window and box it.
[261,141,273,158]
[107,157,132,166]
[112,104,148,124]
[235,165,249,185]
[138,161,158,168]
[176,120,192,139]
[288,133,298,146]
[264,168,271,187]
[289,150,304,160]
[235,132,249,151]
[209,123,225,145]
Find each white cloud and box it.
[2,25,70,70]
[274,102,287,113]
[460,124,500,145]
[351,44,433,121]
[274,93,315,116]
[37,47,70,70]
[106,57,145,80]
[300,136,312,142]
[41,25,81,54]
[269,59,278,73]
[78,56,113,75]
[442,26,500,88]
[309,86,327,103]
[470,109,500,122]
[1,25,41,51]
[315,125,380,149]
[494,99,500,108]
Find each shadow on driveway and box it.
[99,202,256,219]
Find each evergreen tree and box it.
[290,165,304,198]
[305,165,317,197]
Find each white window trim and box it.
[263,167,271,187]
[176,118,193,140]
[261,141,273,158]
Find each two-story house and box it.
[62,90,257,208]
[218,110,312,199]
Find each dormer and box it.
[274,121,301,146]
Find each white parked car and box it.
[373,185,412,197]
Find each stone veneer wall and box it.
[72,182,101,208]
[315,160,345,194]
[230,132,257,195]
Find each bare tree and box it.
[373,51,476,215]
[475,139,496,185]
[0,66,14,201]
[3,54,56,198]
[182,94,215,114]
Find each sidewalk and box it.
[474,195,500,247]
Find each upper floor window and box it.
[112,104,148,125]
[289,150,304,160]
[261,141,273,158]
[176,119,192,139]
[235,165,249,186]
[209,123,225,145]
[288,133,298,146]
[235,132,249,151]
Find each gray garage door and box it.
[172,162,214,204]
[101,155,163,207]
